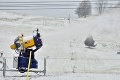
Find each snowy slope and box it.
[0,8,120,80]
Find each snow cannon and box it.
[10,29,42,51]
[10,29,43,73]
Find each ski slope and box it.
[0,8,120,80]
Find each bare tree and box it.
[75,0,92,18]
[95,0,108,14]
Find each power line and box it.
[0,0,119,3]
[0,7,120,10]
[0,3,118,6]
[0,1,105,3]
[0,0,119,7]
[0,1,119,10]
[0,3,119,8]
[0,4,78,7]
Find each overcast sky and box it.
[0,0,119,17]
[0,0,80,17]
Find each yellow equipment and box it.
[10,29,42,51]
[10,37,35,50]
[10,29,43,73]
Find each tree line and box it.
[75,0,109,18]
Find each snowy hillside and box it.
[0,8,120,80]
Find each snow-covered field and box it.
[0,7,120,80]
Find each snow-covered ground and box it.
[0,7,120,80]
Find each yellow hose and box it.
[26,51,32,80]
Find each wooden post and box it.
[3,58,6,78]
[44,58,46,75]
[72,65,77,73]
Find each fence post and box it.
[44,58,46,75]
[3,58,6,78]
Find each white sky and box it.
[0,0,119,17]
[0,0,80,17]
